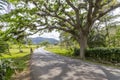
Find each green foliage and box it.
[88,31,106,48]
[0,44,35,79]
[39,41,50,46]
[0,59,15,80]
[73,48,120,64]
[0,39,9,53]
[73,47,80,56]
[105,25,120,47]
[59,31,78,49]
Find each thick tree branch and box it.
[33,1,75,27]
[50,26,74,35]
[87,0,93,22]
[92,0,102,18]
[37,10,75,27]
[66,0,77,11]
[75,10,82,28]
[63,10,75,24]
[83,0,94,35]
[28,27,48,35]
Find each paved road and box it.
[30,48,120,80]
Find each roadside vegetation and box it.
[46,25,120,68]
[0,44,36,80]
[46,46,71,56]
[46,45,120,68]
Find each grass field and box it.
[0,48,30,58]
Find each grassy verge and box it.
[0,45,36,80]
[46,46,120,69]
[46,46,72,56]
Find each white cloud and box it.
[29,30,60,40]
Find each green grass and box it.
[0,48,30,59]
[46,46,72,56]
[0,45,36,80]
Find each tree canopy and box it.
[1,0,120,59]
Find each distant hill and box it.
[29,37,59,44]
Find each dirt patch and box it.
[11,68,31,80]
[11,58,32,80]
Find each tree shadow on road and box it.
[30,52,120,80]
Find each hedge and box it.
[73,48,120,63]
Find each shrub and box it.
[0,40,9,53]
[73,48,120,64]
[73,47,80,56]
[0,59,15,80]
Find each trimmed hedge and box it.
[73,48,120,63]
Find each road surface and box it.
[30,48,120,80]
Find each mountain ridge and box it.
[29,37,59,44]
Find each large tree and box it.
[5,0,120,59]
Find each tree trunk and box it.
[79,35,87,59]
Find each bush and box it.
[73,48,120,64]
[0,40,9,53]
[0,59,15,80]
[73,47,80,56]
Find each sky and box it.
[29,30,60,40]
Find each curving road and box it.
[30,48,120,80]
